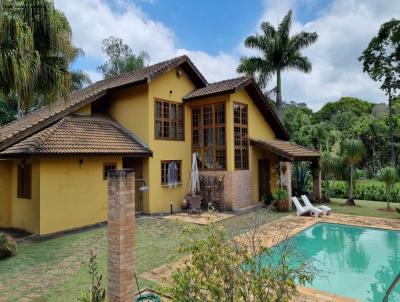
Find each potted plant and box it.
[272,188,289,212]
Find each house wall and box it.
[0,161,11,227]
[39,156,122,235]
[147,67,197,213]
[10,159,41,234]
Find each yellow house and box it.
[0,56,319,235]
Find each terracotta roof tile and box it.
[0,115,152,157]
[184,76,252,99]
[0,55,206,151]
[250,138,319,160]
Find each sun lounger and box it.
[301,195,331,215]
[292,196,322,217]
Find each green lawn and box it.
[326,198,400,219]
[0,209,287,302]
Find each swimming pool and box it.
[263,222,400,301]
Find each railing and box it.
[383,273,400,302]
[135,179,146,213]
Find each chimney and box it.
[107,169,135,302]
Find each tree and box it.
[320,152,343,202]
[163,222,316,301]
[359,19,400,166]
[0,0,80,111]
[237,10,318,119]
[97,36,150,79]
[71,70,92,91]
[342,139,365,206]
[378,167,398,209]
[0,94,18,126]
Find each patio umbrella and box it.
[189,153,200,195]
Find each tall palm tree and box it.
[342,139,365,206]
[378,166,397,209]
[0,0,78,111]
[237,10,318,119]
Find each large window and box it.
[155,99,184,140]
[192,103,226,170]
[161,160,182,186]
[17,164,31,199]
[234,103,249,170]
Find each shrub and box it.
[79,251,106,302]
[163,223,316,301]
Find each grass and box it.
[0,209,288,302]
[327,198,400,219]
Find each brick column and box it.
[108,169,135,302]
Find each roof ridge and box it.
[207,75,251,85]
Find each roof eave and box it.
[0,151,153,159]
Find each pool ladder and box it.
[383,273,400,302]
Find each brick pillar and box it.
[283,161,292,210]
[108,169,135,302]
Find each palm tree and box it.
[1,0,79,111]
[237,10,318,118]
[378,167,397,209]
[320,152,344,202]
[342,139,365,206]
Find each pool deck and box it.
[141,213,399,301]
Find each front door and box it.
[258,159,270,202]
[123,157,144,212]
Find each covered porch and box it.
[250,138,321,210]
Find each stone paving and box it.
[141,213,400,302]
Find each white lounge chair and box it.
[292,197,322,217]
[301,195,331,215]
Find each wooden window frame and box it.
[17,163,32,199]
[154,99,184,141]
[103,162,117,180]
[192,102,227,171]
[234,102,249,170]
[161,160,182,186]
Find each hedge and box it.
[326,181,400,203]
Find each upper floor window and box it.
[234,103,249,170]
[192,103,226,170]
[17,163,31,199]
[155,99,184,140]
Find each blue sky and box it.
[56,0,399,110]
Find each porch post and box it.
[311,160,322,201]
[283,161,292,210]
[107,169,136,302]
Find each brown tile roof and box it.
[250,138,319,161]
[0,115,152,157]
[184,76,289,140]
[0,55,207,151]
[183,76,252,99]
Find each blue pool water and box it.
[262,223,400,301]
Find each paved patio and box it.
[161,211,235,225]
[141,213,400,302]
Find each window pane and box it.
[242,149,249,169]
[241,127,248,146]
[203,107,212,126]
[177,122,184,140]
[192,108,200,127]
[156,101,162,119]
[156,121,162,138]
[216,149,226,169]
[170,122,176,139]
[163,102,169,118]
[234,126,241,146]
[234,104,241,124]
[203,128,213,147]
[235,149,242,169]
[241,106,248,125]
[192,129,199,147]
[215,127,225,146]
[178,105,183,120]
[163,121,169,138]
[204,149,213,169]
[215,103,225,125]
[171,104,176,120]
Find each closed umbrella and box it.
[189,153,200,195]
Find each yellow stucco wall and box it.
[230,89,278,203]
[147,67,197,213]
[75,103,92,115]
[0,161,11,227]
[39,157,122,235]
[10,159,40,234]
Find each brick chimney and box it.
[107,169,135,302]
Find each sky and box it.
[54,0,400,111]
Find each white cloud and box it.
[55,0,238,83]
[253,0,400,110]
[56,0,400,110]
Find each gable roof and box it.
[0,55,207,152]
[250,138,319,161]
[184,76,289,140]
[0,115,152,158]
